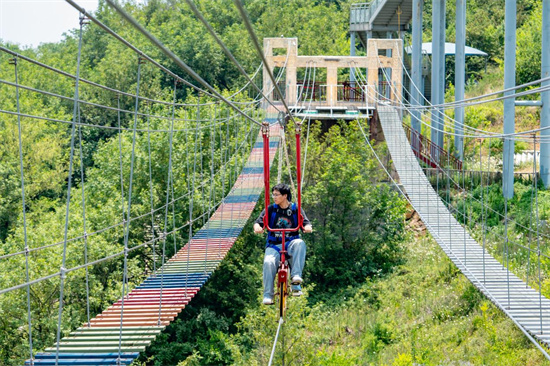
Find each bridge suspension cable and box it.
[0,101,257,262]
[385,44,550,113]
[348,44,550,142]
[352,60,493,139]
[366,55,550,244]
[0,90,259,290]
[0,42,266,264]
[384,47,550,141]
[12,48,35,366]
[364,49,550,142]
[0,118,258,295]
[54,14,85,362]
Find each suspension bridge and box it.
[1,0,550,365]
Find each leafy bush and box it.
[298,122,407,301]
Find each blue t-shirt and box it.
[255,203,311,244]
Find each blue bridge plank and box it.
[253,141,278,148]
[138,277,208,285]
[28,353,138,365]
[194,227,243,238]
[136,283,206,289]
[241,167,263,174]
[139,279,208,286]
[32,353,139,359]
[223,195,259,203]
[139,279,207,286]
[27,360,134,365]
[148,273,211,279]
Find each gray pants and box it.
[263,239,306,299]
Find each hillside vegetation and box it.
[0,0,548,365]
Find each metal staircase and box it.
[350,1,413,47]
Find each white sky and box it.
[0,1,100,48]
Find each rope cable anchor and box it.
[278,111,288,128]
[295,120,303,134]
[262,121,270,137]
[59,266,68,280]
[79,14,90,26]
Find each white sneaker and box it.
[292,289,303,297]
[291,275,303,285]
[262,297,274,305]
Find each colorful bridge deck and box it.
[26,124,280,365]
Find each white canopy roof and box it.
[405,42,488,57]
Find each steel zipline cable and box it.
[65,0,213,102]
[232,0,299,126]
[268,318,284,366]
[279,62,313,194]
[183,0,283,114]
[103,0,263,127]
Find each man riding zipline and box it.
[254,183,313,305]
